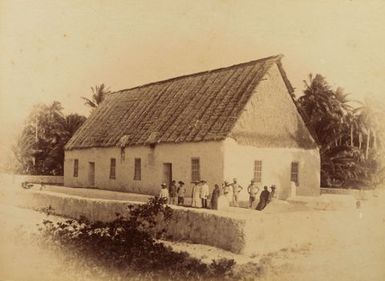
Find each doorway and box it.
[88,162,95,187]
[162,163,172,187]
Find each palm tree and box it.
[14,101,87,175]
[296,74,367,186]
[63,114,87,137]
[298,74,351,147]
[82,83,111,109]
[320,144,365,186]
[353,98,380,159]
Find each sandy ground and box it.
[165,200,385,281]
[1,176,385,280]
[1,199,385,281]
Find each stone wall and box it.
[166,207,246,253]
[8,190,246,253]
[320,187,372,200]
[5,189,355,256]
[7,174,64,185]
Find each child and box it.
[177,181,186,205]
[169,180,178,205]
[159,183,169,203]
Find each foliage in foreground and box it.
[37,197,240,280]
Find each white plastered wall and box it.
[223,138,320,200]
[64,141,224,196]
[224,61,320,200]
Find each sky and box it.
[1,0,385,159]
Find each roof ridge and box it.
[112,54,283,95]
[65,53,317,151]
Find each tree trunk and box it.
[350,126,354,146]
[372,130,377,149]
[359,132,362,150]
[365,129,371,159]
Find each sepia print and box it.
[1,1,385,280]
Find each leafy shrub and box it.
[210,258,236,277]
[38,196,236,280]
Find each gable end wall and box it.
[224,63,320,198]
[230,63,316,148]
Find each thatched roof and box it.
[65,55,314,150]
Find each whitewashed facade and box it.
[64,55,320,198]
[64,140,319,199]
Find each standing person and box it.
[177,181,186,206]
[169,180,177,205]
[267,185,276,203]
[211,184,221,210]
[200,180,210,208]
[231,178,243,207]
[159,183,169,203]
[191,181,202,208]
[247,179,259,208]
[223,181,233,204]
[221,181,228,195]
[256,186,270,211]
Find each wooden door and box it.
[162,163,172,187]
[88,162,95,187]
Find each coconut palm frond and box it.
[83,83,111,109]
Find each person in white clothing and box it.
[231,178,243,207]
[191,181,202,208]
[247,179,259,208]
[200,180,210,208]
[223,181,233,204]
[159,183,169,203]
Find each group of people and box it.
[159,179,212,208]
[159,178,277,211]
[159,180,187,205]
[254,183,276,210]
[221,179,276,210]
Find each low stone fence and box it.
[320,187,371,200]
[8,174,64,186]
[2,189,360,255]
[5,190,246,253]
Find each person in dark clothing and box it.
[169,180,177,205]
[210,184,221,210]
[256,186,270,211]
[177,181,186,205]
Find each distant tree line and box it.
[12,102,86,175]
[12,78,385,188]
[295,74,385,187]
[12,84,110,175]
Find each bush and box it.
[38,197,236,280]
[210,258,236,277]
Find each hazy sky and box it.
[1,0,385,155]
